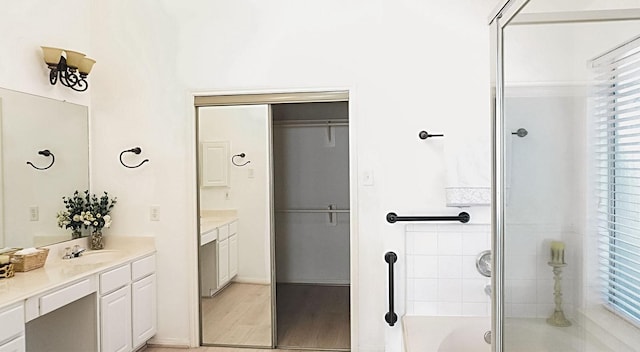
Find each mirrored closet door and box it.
[197,104,274,347]
[195,92,350,350]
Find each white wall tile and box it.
[510,280,537,304]
[510,303,537,318]
[438,302,462,315]
[505,254,537,280]
[462,255,484,279]
[463,279,491,303]
[414,279,438,301]
[438,279,462,302]
[438,256,462,278]
[413,255,439,278]
[462,302,490,317]
[414,301,438,316]
[413,233,438,255]
[462,232,490,255]
[438,233,462,255]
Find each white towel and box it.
[444,133,491,207]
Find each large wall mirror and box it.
[0,88,89,249]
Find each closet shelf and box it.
[276,209,350,214]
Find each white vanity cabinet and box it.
[229,221,238,279]
[0,303,25,352]
[217,221,238,288]
[100,254,156,352]
[100,263,132,352]
[131,255,157,349]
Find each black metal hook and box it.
[27,149,55,170]
[119,147,149,168]
[231,153,251,167]
[419,130,444,140]
[512,128,528,137]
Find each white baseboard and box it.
[233,276,270,285]
[147,337,192,348]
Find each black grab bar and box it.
[386,212,470,224]
[385,251,398,327]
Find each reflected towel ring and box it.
[231,153,251,167]
[27,149,55,170]
[119,147,149,168]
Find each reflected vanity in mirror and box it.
[0,88,89,249]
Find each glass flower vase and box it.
[72,229,82,239]
[90,229,104,250]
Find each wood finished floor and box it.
[145,348,320,352]
[276,284,350,350]
[201,283,272,346]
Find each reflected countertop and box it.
[200,209,238,235]
[0,236,155,310]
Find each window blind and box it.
[592,35,640,323]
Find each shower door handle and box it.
[385,251,398,327]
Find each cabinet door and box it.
[0,336,25,352]
[132,274,157,349]
[218,238,229,287]
[101,286,132,352]
[229,234,238,279]
[200,141,229,187]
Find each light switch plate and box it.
[150,206,160,221]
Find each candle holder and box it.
[547,262,571,327]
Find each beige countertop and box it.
[0,236,155,309]
[200,209,238,235]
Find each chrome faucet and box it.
[63,245,86,259]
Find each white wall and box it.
[87,1,497,350]
[0,0,91,106]
[199,105,271,284]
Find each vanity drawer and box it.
[0,304,24,345]
[40,278,96,315]
[132,254,156,281]
[218,224,229,240]
[201,228,217,246]
[229,221,238,235]
[100,264,131,295]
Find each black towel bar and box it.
[386,212,470,224]
[385,251,398,327]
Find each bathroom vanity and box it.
[0,237,156,352]
[199,211,238,296]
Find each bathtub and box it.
[403,316,491,352]
[403,316,615,352]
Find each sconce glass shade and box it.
[64,50,86,69]
[41,46,64,65]
[78,58,96,75]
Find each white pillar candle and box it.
[550,241,565,264]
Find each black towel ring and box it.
[27,149,55,170]
[231,153,251,167]
[119,147,149,168]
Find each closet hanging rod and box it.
[276,209,350,214]
[273,119,348,128]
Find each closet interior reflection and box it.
[196,93,350,350]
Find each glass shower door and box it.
[491,1,640,351]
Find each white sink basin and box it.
[68,250,123,265]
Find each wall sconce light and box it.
[41,46,96,92]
